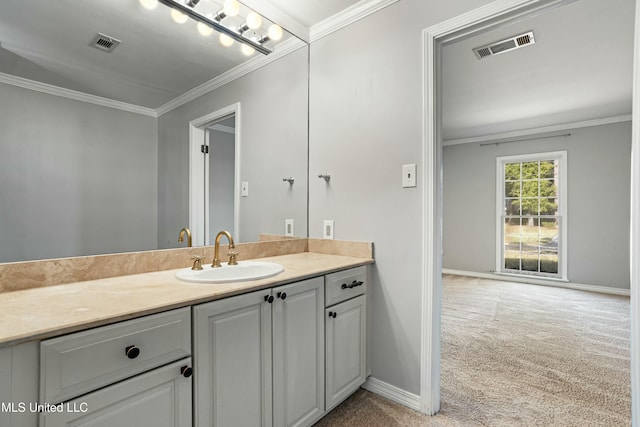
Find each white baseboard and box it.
[442,269,631,296]
[362,377,421,412]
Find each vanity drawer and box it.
[325,266,367,307]
[40,307,191,404]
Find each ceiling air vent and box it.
[90,33,121,53]
[473,31,535,60]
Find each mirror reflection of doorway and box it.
[205,116,236,243]
[189,103,240,247]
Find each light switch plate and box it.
[285,219,294,236]
[323,220,334,240]
[241,181,249,197]
[402,164,416,188]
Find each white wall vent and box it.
[473,31,535,59]
[90,33,121,53]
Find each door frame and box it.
[420,0,640,422]
[189,103,241,246]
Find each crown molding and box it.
[443,114,633,146]
[156,37,305,117]
[237,0,309,42]
[0,71,157,117]
[309,0,400,42]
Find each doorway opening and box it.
[420,0,639,420]
[189,103,241,246]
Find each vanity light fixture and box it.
[170,8,189,23]
[213,0,240,22]
[197,17,215,36]
[139,0,159,10]
[155,0,276,55]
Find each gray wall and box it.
[157,46,309,246]
[443,122,632,289]
[208,128,235,235]
[309,0,493,397]
[0,83,158,263]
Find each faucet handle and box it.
[191,255,205,271]
[227,251,239,266]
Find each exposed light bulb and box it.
[246,12,262,30]
[223,0,240,17]
[241,43,255,56]
[139,0,158,10]
[171,8,188,24]
[268,24,283,41]
[219,33,234,47]
[197,16,214,36]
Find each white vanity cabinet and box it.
[324,267,368,411]
[0,342,39,427]
[272,277,325,427]
[194,276,325,427]
[39,308,192,427]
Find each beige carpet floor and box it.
[314,275,631,426]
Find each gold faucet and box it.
[212,230,238,267]
[178,227,192,247]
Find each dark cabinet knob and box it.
[125,345,140,359]
[341,284,347,289]
[328,311,337,318]
[264,295,274,303]
[277,292,287,300]
[180,365,193,378]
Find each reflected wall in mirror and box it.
[0,0,309,263]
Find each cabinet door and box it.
[0,342,39,427]
[272,277,325,427]
[326,295,367,411]
[194,290,273,427]
[41,358,192,427]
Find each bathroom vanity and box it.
[0,248,372,427]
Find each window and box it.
[496,151,567,279]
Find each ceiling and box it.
[0,0,362,110]
[0,0,634,133]
[441,0,634,140]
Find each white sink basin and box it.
[176,261,284,284]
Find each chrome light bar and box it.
[156,0,272,55]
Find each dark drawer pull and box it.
[125,345,140,360]
[341,280,364,289]
[264,295,274,303]
[180,365,193,378]
[328,311,337,319]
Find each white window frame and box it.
[496,151,568,281]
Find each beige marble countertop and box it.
[0,252,373,347]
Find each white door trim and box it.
[630,0,640,423]
[420,0,639,422]
[189,103,241,246]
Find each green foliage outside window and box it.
[504,161,558,217]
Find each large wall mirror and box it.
[0,0,309,263]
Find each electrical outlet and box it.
[285,219,294,236]
[323,220,334,240]
[241,181,249,197]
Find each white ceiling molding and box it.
[156,37,305,117]
[238,0,309,43]
[309,0,401,42]
[209,124,235,134]
[0,37,306,119]
[0,71,157,117]
[443,114,633,146]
